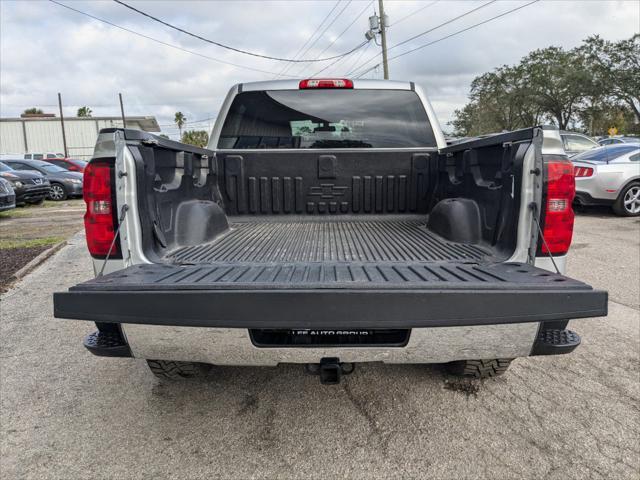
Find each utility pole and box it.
[57,93,68,158]
[378,0,389,79]
[119,93,127,129]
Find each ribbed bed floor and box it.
[167,217,491,265]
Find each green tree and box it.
[450,36,640,136]
[77,106,93,117]
[181,130,209,148]
[174,112,186,137]
[581,34,640,122]
[22,107,43,115]
[450,65,543,136]
[520,46,592,130]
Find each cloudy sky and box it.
[1,0,638,138]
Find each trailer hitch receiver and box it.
[304,357,355,385]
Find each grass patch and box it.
[0,208,35,218]
[0,236,64,249]
[0,199,84,219]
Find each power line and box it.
[347,0,496,77]
[159,116,217,127]
[274,0,343,78]
[311,0,375,78]
[113,0,365,64]
[287,0,354,76]
[311,28,374,78]
[300,0,373,77]
[390,0,440,27]
[48,0,300,78]
[355,0,540,78]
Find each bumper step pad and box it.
[83,330,132,357]
[531,329,581,356]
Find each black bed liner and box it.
[54,262,607,329]
[167,217,491,264]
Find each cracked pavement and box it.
[1,212,638,479]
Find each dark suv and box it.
[0,162,50,205]
[1,159,83,201]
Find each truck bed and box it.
[167,215,491,265]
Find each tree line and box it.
[450,34,639,137]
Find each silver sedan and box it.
[572,144,640,216]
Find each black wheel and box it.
[446,359,513,379]
[146,359,211,380]
[613,182,640,216]
[48,183,67,201]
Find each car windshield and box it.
[0,162,13,172]
[573,144,640,162]
[562,134,597,152]
[218,89,437,149]
[28,160,68,172]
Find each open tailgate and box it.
[54,262,607,328]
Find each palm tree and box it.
[174,112,186,137]
[77,106,93,117]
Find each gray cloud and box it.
[1,0,638,138]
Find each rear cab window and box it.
[218,89,436,149]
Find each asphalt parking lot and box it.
[1,211,638,479]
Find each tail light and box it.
[83,159,121,258]
[573,166,593,177]
[538,157,575,256]
[299,78,353,89]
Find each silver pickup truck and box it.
[54,79,607,384]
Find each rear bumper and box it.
[120,323,542,365]
[55,261,607,365]
[574,191,614,207]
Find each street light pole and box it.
[378,0,389,79]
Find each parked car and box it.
[43,157,88,173]
[559,131,599,157]
[598,136,640,146]
[0,162,50,205]
[0,177,16,212]
[23,152,65,160]
[573,144,640,216]
[1,158,83,201]
[53,79,606,384]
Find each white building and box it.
[0,115,160,159]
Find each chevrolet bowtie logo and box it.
[309,184,348,199]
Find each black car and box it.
[0,162,50,205]
[0,177,16,212]
[1,159,83,201]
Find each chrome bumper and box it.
[121,323,539,366]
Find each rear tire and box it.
[146,359,211,380]
[613,182,640,216]
[446,358,513,379]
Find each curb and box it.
[12,241,67,280]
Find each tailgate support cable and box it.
[98,204,129,277]
[529,202,560,275]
